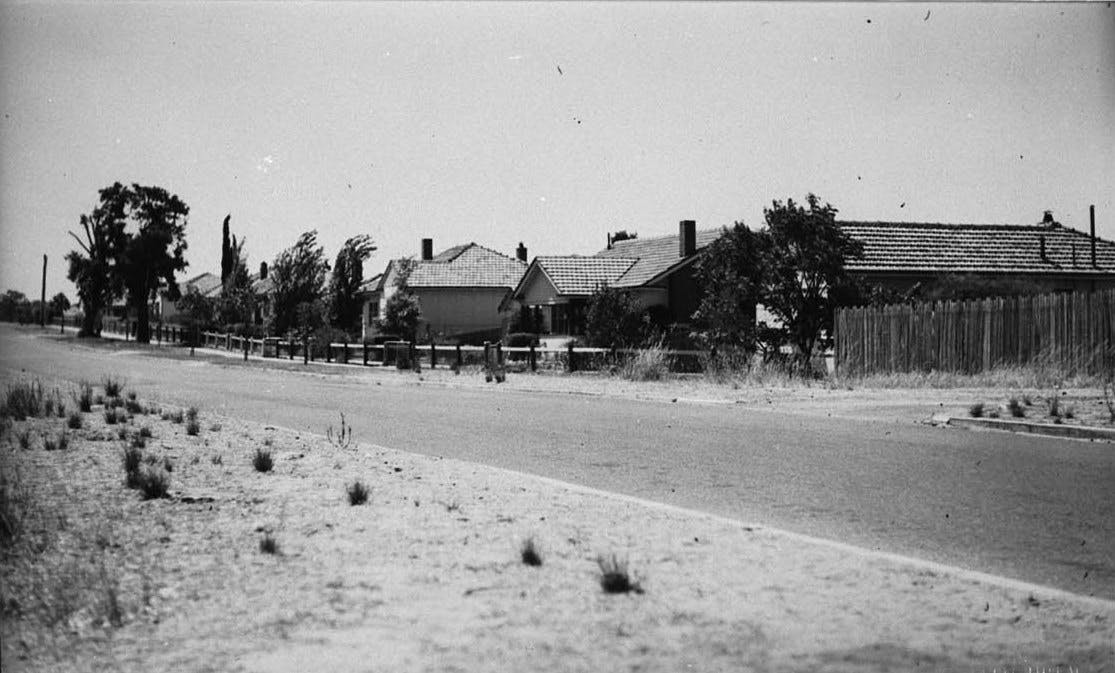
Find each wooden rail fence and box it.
[834,289,1115,376]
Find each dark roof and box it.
[530,256,638,296]
[405,243,526,289]
[595,229,722,287]
[840,221,1115,275]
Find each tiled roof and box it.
[839,221,1115,275]
[358,273,384,294]
[594,229,722,287]
[532,256,638,295]
[406,243,526,288]
[249,273,274,295]
[182,272,222,297]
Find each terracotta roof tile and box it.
[594,229,721,287]
[840,221,1115,275]
[533,256,638,295]
[407,243,526,288]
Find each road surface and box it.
[2,324,1112,599]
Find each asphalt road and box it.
[2,325,1113,600]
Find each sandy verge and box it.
[1,382,1112,673]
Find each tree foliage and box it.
[759,195,862,370]
[66,183,129,336]
[327,234,377,334]
[692,222,764,352]
[611,230,637,243]
[270,230,330,335]
[379,291,422,341]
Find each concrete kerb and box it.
[255,421,1115,612]
[930,413,1115,442]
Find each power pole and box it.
[40,255,47,328]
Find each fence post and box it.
[363,341,369,366]
[326,340,332,363]
[496,341,503,366]
[430,342,437,369]
[567,341,575,372]
[529,343,537,372]
[243,335,249,361]
[303,336,309,364]
[456,344,463,370]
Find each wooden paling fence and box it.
[834,289,1115,376]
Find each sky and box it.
[1,1,1113,301]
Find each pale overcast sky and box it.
[1,2,1112,299]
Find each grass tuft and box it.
[253,448,273,473]
[520,537,543,566]
[67,411,83,429]
[3,380,44,421]
[43,432,69,452]
[1007,397,1026,418]
[130,433,146,449]
[138,469,170,500]
[259,532,280,555]
[16,429,32,450]
[76,381,94,412]
[621,342,671,382]
[346,480,369,506]
[186,406,199,422]
[162,409,184,424]
[102,376,123,399]
[185,419,200,436]
[125,398,143,415]
[597,554,643,594]
[968,402,984,418]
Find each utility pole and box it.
[40,255,47,328]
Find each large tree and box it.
[49,292,71,319]
[217,217,253,329]
[759,194,862,373]
[270,230,330,335]
[327,234,377,334]
[118,185,190,343]
[583,284,650,349]
[66,183,129,336]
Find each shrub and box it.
[94,394,105,406]
[130,434,146,449]
[76,381,94,412]
[506,332,540,348]
[4,380,44,420]
[126,391,137,402]
[1063,405,1075,420]
[1007,397,1026,418]
[16,429,32,450]
[186,406,199,422]
[162,410,184,424]
[108,396,125,409]
[185,419,200,436]
[1047,395,1061,419]
[253,448,273,473]
[125,399,143,415]
[117,427,129,440]
[0,469,30,548]
[259,532,279,555]
[597,554,643,594]
[104,409,120,425]
[968,402,984,418]
[520,537,543,566]
[67,412,83,429]
[102,376,123,398]
[346,480,369,506]
[138,426,153,438]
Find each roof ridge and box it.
[608,227,723,246]
[838,220,1055,231]
[468,242,528,265]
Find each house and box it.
[506,220,720,336]
[840,209,1115,295]
[155,272,222,324]
[249,262,274,326]
[362,239,528,342]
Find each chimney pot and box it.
[516,242,528,263]
[259,261,268,280]
[421,238,433,261]
[679,220,697,257]
[1043,210,1058,226]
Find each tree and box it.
[583,284,651,349]
[270,230,330,335]
[611,230,637,243]
[117,185,190,343]
[327,234,377,334]
[692,222,764,354]
[220,214,233,284]
[66,183,129,336]
[49,293,71,319]
[0,290,29,322]
[758,194,862,373]
[376,258,421,340]
[217,220,254,329]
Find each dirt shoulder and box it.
[1,380,1112,672]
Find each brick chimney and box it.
[1042,210,1058,227]
[679,220,696,257]
[1039,235,1046,262]
[421,238,433,261]
[259,261,268,280]
[516,242,528,262]
[1090,204,1097,268]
